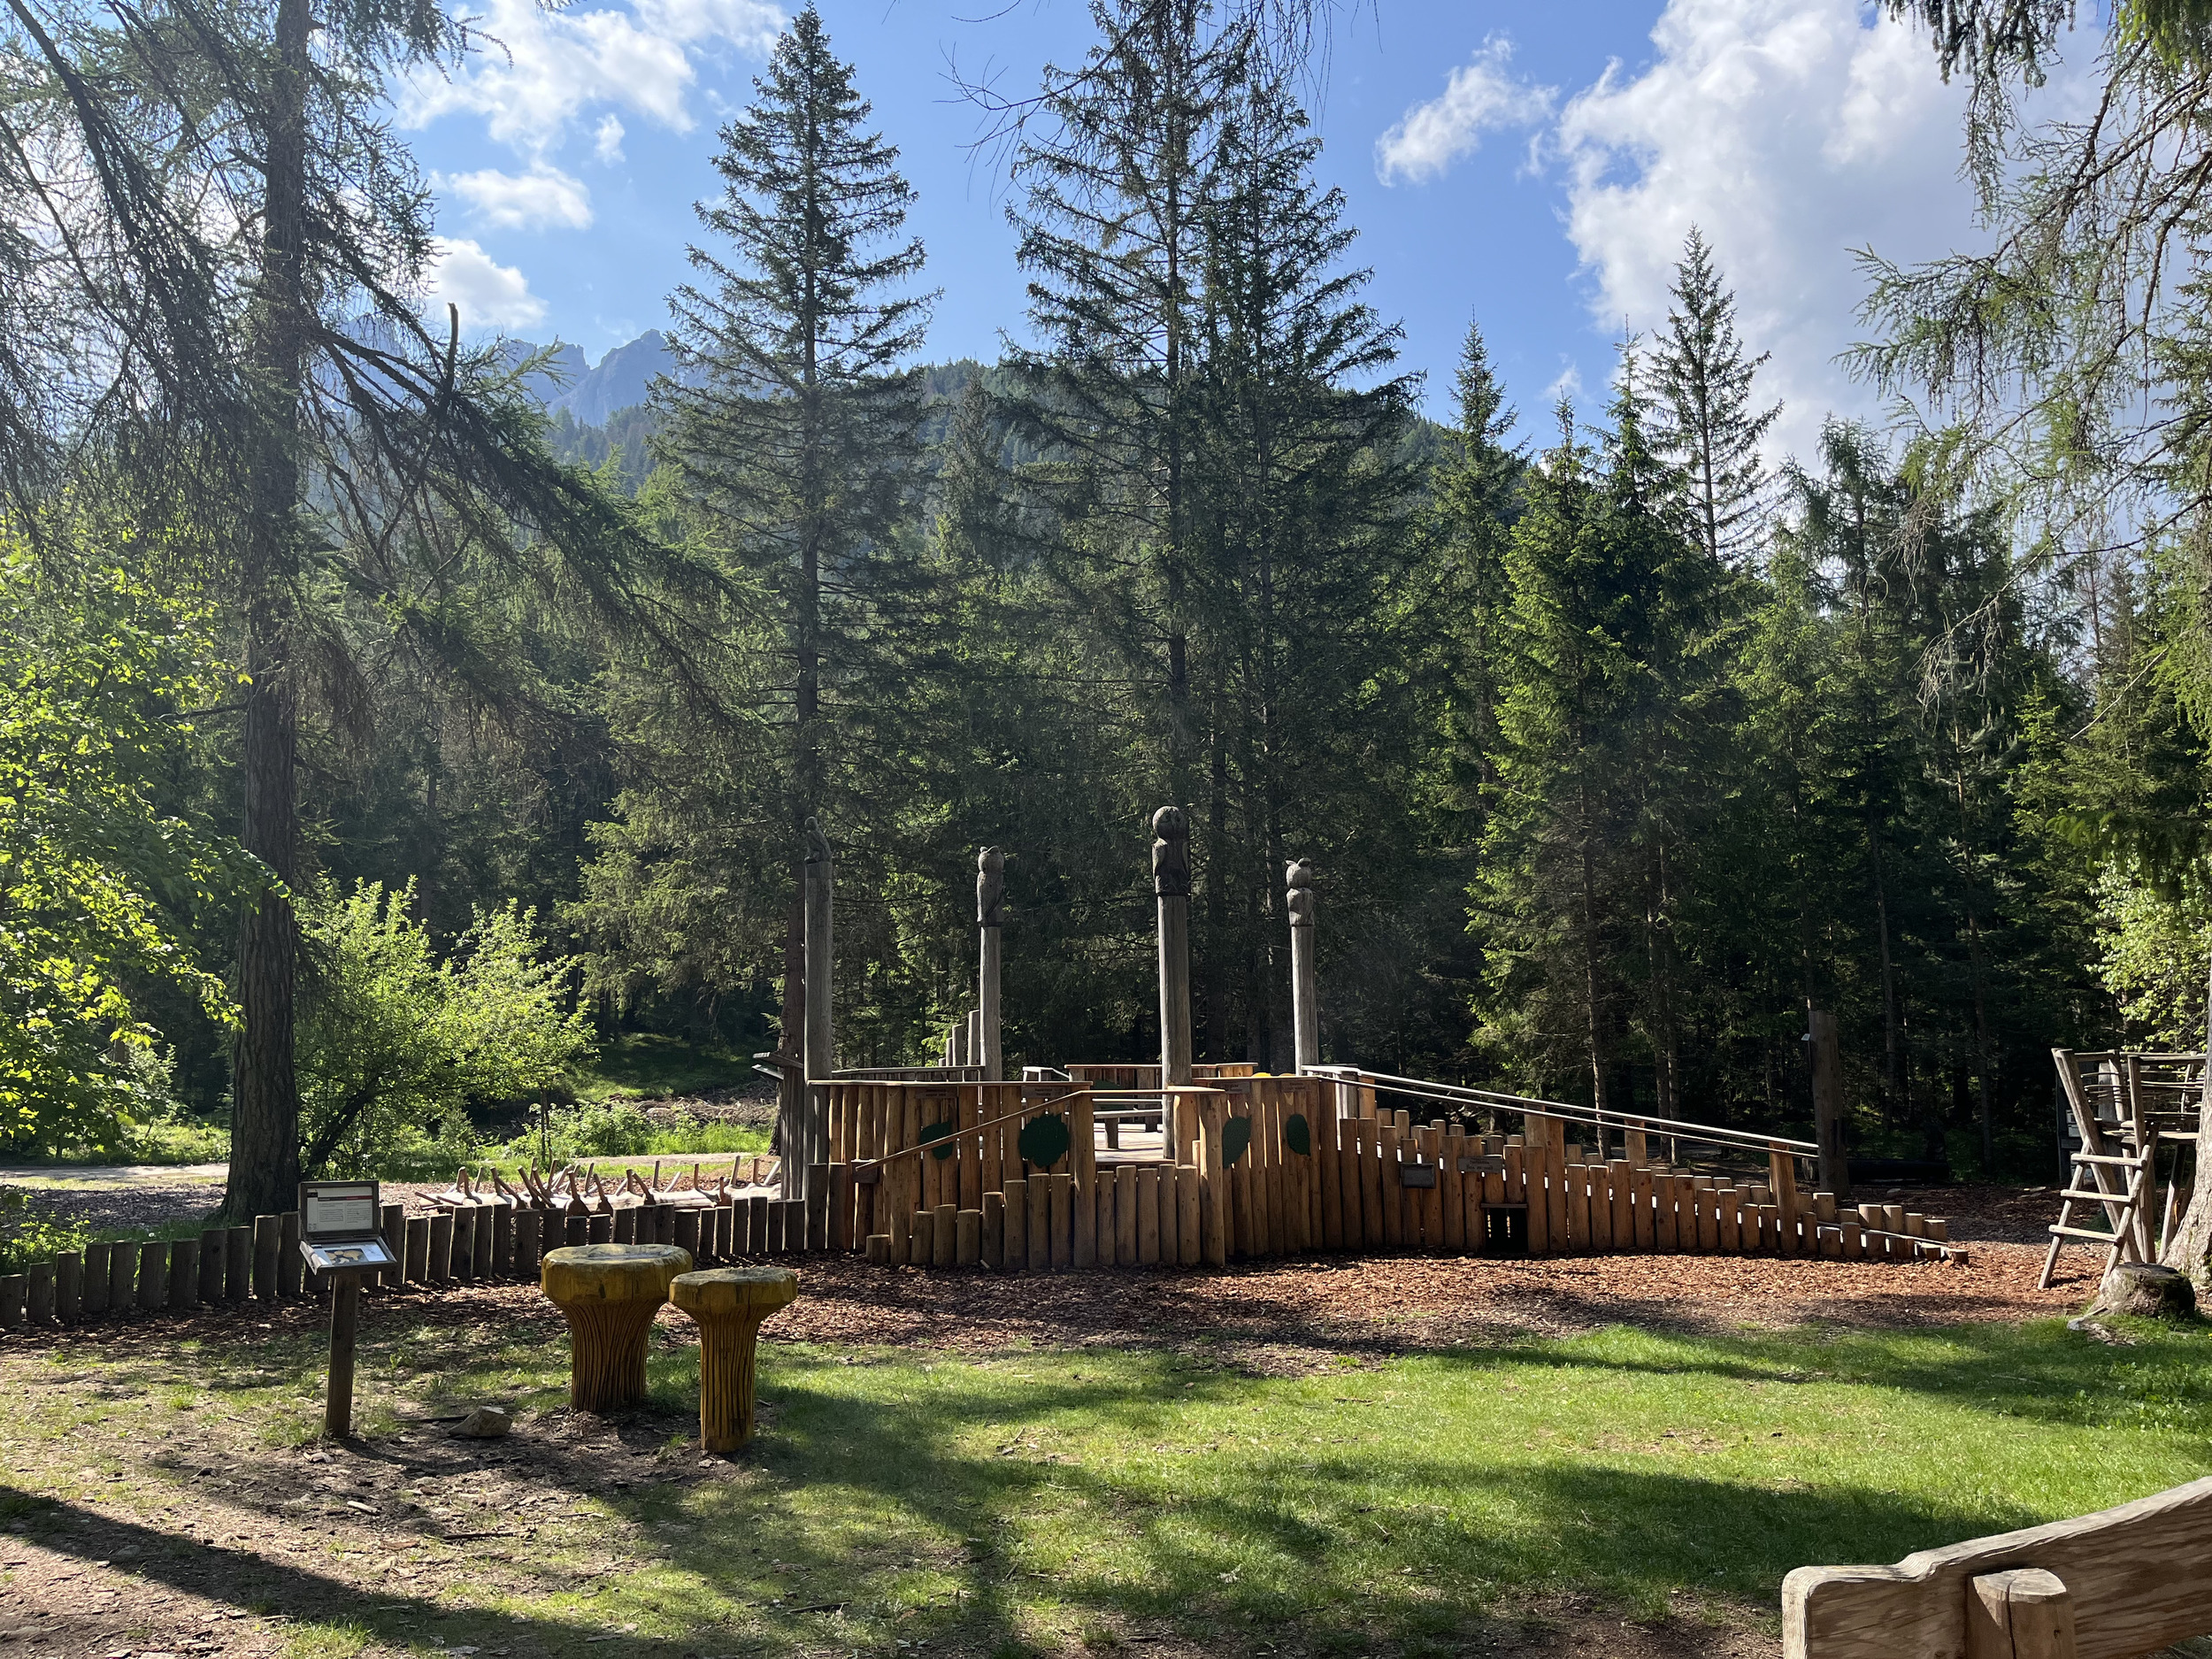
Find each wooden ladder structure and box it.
[2041,1049,2201,1288]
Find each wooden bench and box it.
[1786,1474,2212,1657]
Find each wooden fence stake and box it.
[252,1215,280,1302]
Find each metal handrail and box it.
[1304,1065,1818,1158]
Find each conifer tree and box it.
[1426,322,1523,833]
[1653,228,1779,567]
[1187,74,1415,1062]
[1474,403,1644,1110]
[1008,0,1248,804]
[656,4,934,1064]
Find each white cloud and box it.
[441,165,594,231]
[595,114,627,165]
[1549,0,2023,462]
[419,237,546,330]
[1544,361,1584,407]
[1376,37,1555,185]
[401,0,782,157]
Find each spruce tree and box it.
[1187,74,1416,1063]
[1474,403,1643,1110]
[1008,0,1247,805]
[1653,227,1779,568]
[1426,321,1523,833]
[657,4,934,1069]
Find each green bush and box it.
[565,1100,655,1157]
[297,879,598,1179]
[0,1188,91,1272]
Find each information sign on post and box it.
[298,1180,396,1438]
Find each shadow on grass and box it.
[14,1295,2212,1656]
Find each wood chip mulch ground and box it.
[9,1226,2093,1377]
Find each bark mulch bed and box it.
[8,1228,2090,1377]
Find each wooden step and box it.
[2070,1152,2147,1167]
[2047,1224,2126,1242]
[2057,1187,2136,1203]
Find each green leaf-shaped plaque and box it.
[1221,1114,1252,1168]
[919,1120,956,1160]
[1018,1111,1072,1171]
[1284,1111,1311,1156]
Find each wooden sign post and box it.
[1286,859,1319,1071]
[297,1180,397,1440]
[1153,807,1194,1157]
[978,847,1004,1082]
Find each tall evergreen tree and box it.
[1474,402,1644,1110]
[1008,0,1248,806]
[1653,228,1779,568]
[1187,74,1415,1063]
[1427,322,1523,832]
[653,4,934,1065]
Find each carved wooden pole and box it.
[1809,1008,1850,1202]
[1155,807,1193,1098]
[1286,859,1318,1071]
[979,847,1004,1081]
[800,817,833,1201]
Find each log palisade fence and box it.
[0,1070,1965,1333]
[0,1171,820,1334]
[825,1076,1966,1271]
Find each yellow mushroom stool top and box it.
[671,1265,800,1321]
[541,1243,694,1305]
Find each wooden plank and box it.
[1199,1095,1230,1266]
[1049,1171,1072,1270]
[1543,1123,1569,1248]
[982,1189,1005,1270]
[1416,1125,1444,1249]
[1003,1178,1027,1272]
[933,1203,957,1269]
[1717,1183,1740,1255]
[1377,1121,1402,1249]
[1318,1101,1345,1249]
[1137,1164,1162,1265]
[1784,1476,2212,1659]
[1027,1173,1051,1271]
[1694,1178,1720,1255]
[1096,1173,1118,1268]
[1176,1164,1200,1267]
[1609,1159,1632,1251]
[1116,1164,1140,1263]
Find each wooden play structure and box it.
[756,802,1961,1274]
[2043,1048,2203,1286]
[1786,1473,2212,1657]
[813,1071,1961,1270]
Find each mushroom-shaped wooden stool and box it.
[670,1266,799,1451]
[541,1243,692,1411]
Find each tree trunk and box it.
[2161,949,2212,1294]
[223,0,312,1222]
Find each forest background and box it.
[5,0,2209,1218]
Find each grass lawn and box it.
[2,1305,2208,1657]
[573,1033,758,1103]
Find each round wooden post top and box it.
[671,1265,800,1320]
[541,1243,692,1305]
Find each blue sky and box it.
[397,0,2008,462]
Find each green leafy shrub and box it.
[297,880,598,1179]
[0,1188,92,1272]
[0,541,249,1159]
